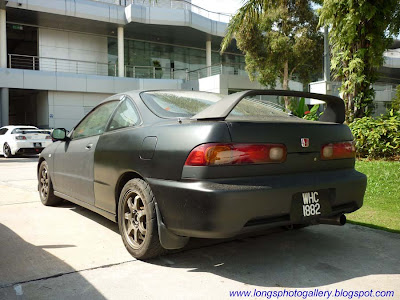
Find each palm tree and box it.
[221,0,322,109]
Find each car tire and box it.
[38,161,62,206]
[3,143,12,158]
[118,178,164,260]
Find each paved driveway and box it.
[0,157,399,299]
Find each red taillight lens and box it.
[46,136,52,139]
[15,136,27,140]
[321,141,356,160]
[185,143,287,166]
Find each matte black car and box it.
[38,90,367,259]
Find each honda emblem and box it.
[301,138,310,148]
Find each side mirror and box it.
[52,128,69,141]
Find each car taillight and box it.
[15,136,26,140]
[321,141,356,160]
[185,143,287,166]
[46,136,52,139]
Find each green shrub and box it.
[287,97,321,120]
[349,110,400,159]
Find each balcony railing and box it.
[124,65,188,80]
[8,54,116,76]
[8,54,249,81]
[187,63,247,80]
[91,0,232,23]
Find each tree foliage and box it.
[221,0,323,108]
[391,85,400,112]
[319,0,400,123]
[349,110,400,159]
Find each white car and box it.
[0,125,53,158]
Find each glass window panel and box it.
[108,100,140,131]
[72,101,118,139]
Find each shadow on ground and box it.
[0,223,106,299]
[152,224,400,288]
[63,202,400,289]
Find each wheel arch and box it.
[37,157,46,178]
[114,171,189,250]
[115,171,146,218]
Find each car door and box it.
[53,100,119,204]
[93,98,142,213]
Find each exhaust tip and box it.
[339,214,346,226]
[318,214,346,226]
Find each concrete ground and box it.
[0,157,399,300]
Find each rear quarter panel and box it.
[93,120,231,214]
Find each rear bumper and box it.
[148,169,367,238]
[16,148,44,154]
[10,141,52,155]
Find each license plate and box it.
[290,189,334,222]
[301,191,321,217]
[34,142,42,148]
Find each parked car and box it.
[0,125,53,158]
[37,90,367,259]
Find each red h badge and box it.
[301,138,310,148]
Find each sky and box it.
[191,0,243,15]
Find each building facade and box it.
[310,42,400,116]
[0,0,303,129]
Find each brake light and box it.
[321,141,355,160]
[15,136,26,140]
[185,143,287,166]
[46,136,52,139]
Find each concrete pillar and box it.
[206,39,212,77]
[0,88,9,126]
[0,8,7,68]
[118,26,124,77]
[324,27,330,82]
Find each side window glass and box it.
[72,101,118,139]
[108,100,140,131]
[0,128,7,135]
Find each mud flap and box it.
[155,202,189,250]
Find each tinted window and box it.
[228,96,289,120]
[0,128,8,135]
[108,100,140,131]
[140,91,290,120]
[141,91,223,118]
[72,101,118,139]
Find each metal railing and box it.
[187,63,247,80]
[8,54,117,76]
[8,54,249,80]
[124,65,188,80]
[91,0,232,23]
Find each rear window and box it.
[141,91,224,118]
[229,96,290,120]
[141,91,290,120]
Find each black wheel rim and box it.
[4,144,11,157]
[40,166,49,199]
[122,192,147,250]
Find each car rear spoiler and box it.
[14,129,50,134]
[191,90,345,124]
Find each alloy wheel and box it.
[123,193,147,249]
[3,144,11,157]
[40,167,49,199]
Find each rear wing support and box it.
[191,90,345,124]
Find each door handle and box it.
[85,143,93,150]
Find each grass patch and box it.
[347,160,400,232]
